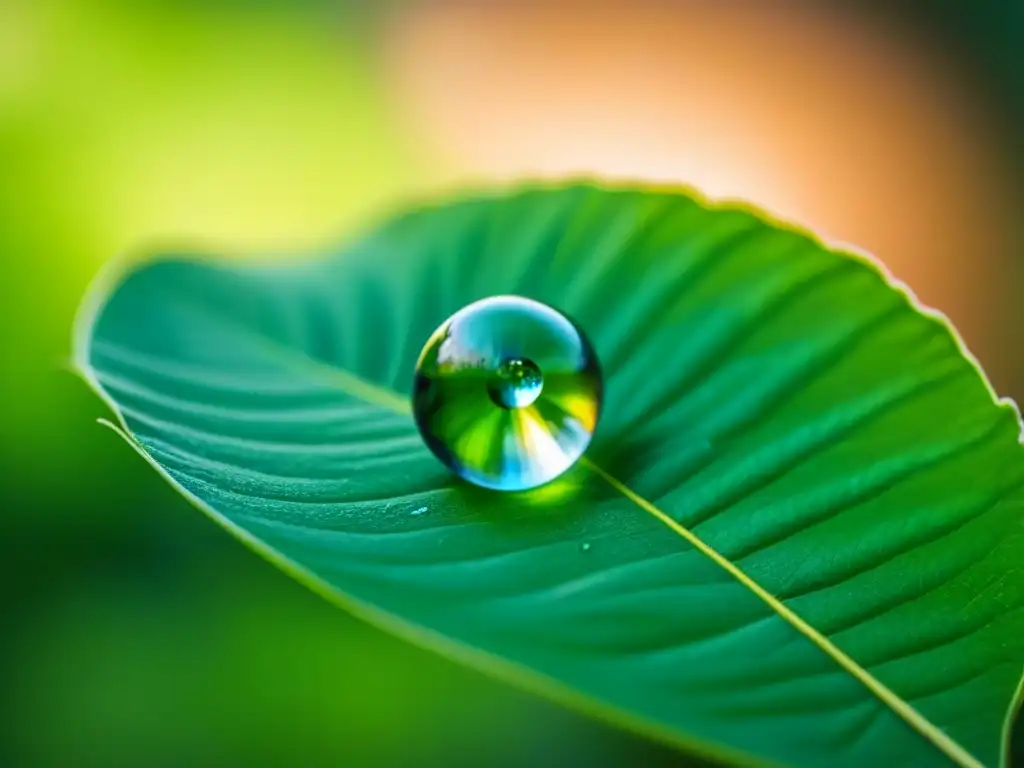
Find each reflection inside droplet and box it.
[487,357,543,408]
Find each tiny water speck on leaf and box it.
[410,506,428,516]
[412,295,602,492]
[580,542,592,553]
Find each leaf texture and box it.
[75,184,1024,767]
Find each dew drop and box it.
[412,295,602,492]
[580,542,592,553]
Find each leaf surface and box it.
[75,184,1024,767]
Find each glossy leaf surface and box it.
[75,185,1024,767]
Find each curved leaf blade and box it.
[74,184,1024,767]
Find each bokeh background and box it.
[2,2,1021,766]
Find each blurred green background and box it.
[1,2,1021,766]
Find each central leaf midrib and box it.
[135,297,982,768]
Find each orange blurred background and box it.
[385,2,1022,398]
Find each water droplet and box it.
[580,542,592,552]
[413,295,602,491]
[410,506,428,516]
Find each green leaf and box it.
[74,183,1024,768]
